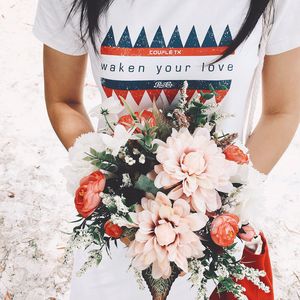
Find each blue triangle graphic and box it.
[202,26,217,47]
[168,26,183,48]
[151,26,166,48]
[185,26,200,48]
[117,26,132,48]
[134,27,149,48]
[102,26,116,47]
[219,25,233,46]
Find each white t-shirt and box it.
[32,0,300,140]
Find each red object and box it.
[223,145,249,165]
[210,214,240,247]
[118,110,156,133]
[75,171,106,218]
[210,232,274,300]
[104,220,123,238]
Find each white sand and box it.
[0,1,299,299]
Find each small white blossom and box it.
[132,148,140,155]
[115,195,129,213]
[121,173,132,187]
[77,249,103,276]
[216,265,230,279]
[125,155,136,166]
[63,230,94,264]
[132,268,145,290]
[139,154,146,164]
[110,214,131,227]
[102,193,114,207]
[187,258,207,299]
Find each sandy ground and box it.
[0,1,300,299]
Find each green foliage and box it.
[134,175,159,195]
[187,100,209,127]
[152,102,173,141]
[84,148,119,172]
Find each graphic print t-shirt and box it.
[32,0,300,141]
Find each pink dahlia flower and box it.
[154,127,237,213]
[127,192,208,279]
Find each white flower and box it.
[216,265,230,279]
[139,154,146,164]
[61,132,106,194]
[121,173,132,187]
[102,193,114,207]
[132,148,140,155]
[115,195,129,213]
[102,124,134,156]
[110,214,137,228]
[227,166,268,228]
[90,96,124,130]
[125,155,136,166]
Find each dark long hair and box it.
[67,0,273,61]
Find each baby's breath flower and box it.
[121,173,132,187]
[139,154,146,164]
[125,155,136,166]
[76,249,102,276]
[216,265,230,279]
[115,195,129,213]
[132,148,140,155]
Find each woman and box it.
[32,0,300,299]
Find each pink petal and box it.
[154,223,176,246]
[168,185,184,200]
[173,199,190,217]
[155,192,172,207]
[190,188,207,213]
[185,213,208,231]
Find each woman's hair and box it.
[67,0,273,61]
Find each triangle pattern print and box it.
[101,25,233,56]
[101,79,232,105]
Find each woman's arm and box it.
[246,48,300,174]
[43,45,94,150]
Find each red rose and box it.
[75,171,106,218]
[118,110,156,133]
[223,145,249,164]
[104,220,123,238]
[210,213,240,247]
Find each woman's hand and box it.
[43,45,94,150]
[246,48,300,174]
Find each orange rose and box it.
[75,171,106,218]
[238,224,256,242]
[223,145,249,164]
[118,110,156,133]
[210,213,240,247]
[104,220,123,238]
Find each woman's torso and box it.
[81,0,263,141]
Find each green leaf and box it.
[152,101,172,139]
[119,96,138,120]
[201,93,215,100]
[134,175,159,195]
[90,147,99,157]
[225,243,237,251]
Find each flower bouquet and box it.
[63,82,270,300]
